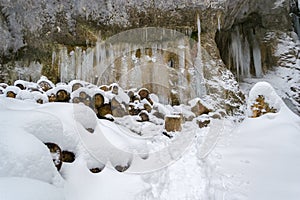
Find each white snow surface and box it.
[0,177,64,200]
[0,82,300,199]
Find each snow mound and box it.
[247,82,285,116]
[16,90,34,101]
[0,127,63,186]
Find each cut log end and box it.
[61,151,75,163]
[44,142,62,171]
[164,115,182,132]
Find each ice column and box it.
[195,14,206,98]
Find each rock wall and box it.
[0,0,297,115]
[216,0,294,79]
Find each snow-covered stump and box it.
[44,143,62,171]
[164,115,182,132]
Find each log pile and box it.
[1,76,217,130]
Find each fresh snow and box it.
[0,82,300,199]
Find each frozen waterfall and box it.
[55,28,206,104]
[230,27,263,79]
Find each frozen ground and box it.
[0,82,300,199]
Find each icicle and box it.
[217,15,221,31]
[243,37,251,77]
[252,35,262,77]
[294,15,300,39]
[231,27,250,79]
[195,14,206,98]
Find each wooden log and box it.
[72,97,81,104]
[83,96,92,107]
[44,142,62,171]
[89,167,104,173]
[86,128,94,133]
[93,93,104,108]
[38,81,52,92]
[48,93,57,102]
[111,85,119,95]
[128,104,141,115]
[146,97,153,105]
[72,83,83,92]
[79,91,88,100]
[145,48,153,57]
[127,91,135,102]
[143,103,152,113]
[15,83,25,90]
[138,111,149,122]
[61,151,75,163]
[164,115,182,132]
[138,88,150,99]
[99,85,109,91]
[97,103,112,118]
[198,119,210,128]
[36,99,44,104]
[0,83,8,89]
[112,107,127,118]
[135,49,141,58]
[56,90,70,102]
[115,164,130,172]
[6,91,16,98]
[111,97,121,109]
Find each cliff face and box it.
[216,0,293,79]
[0,0,298,114]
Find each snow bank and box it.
[0,125,63,186]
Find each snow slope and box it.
[210,82,300,199]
